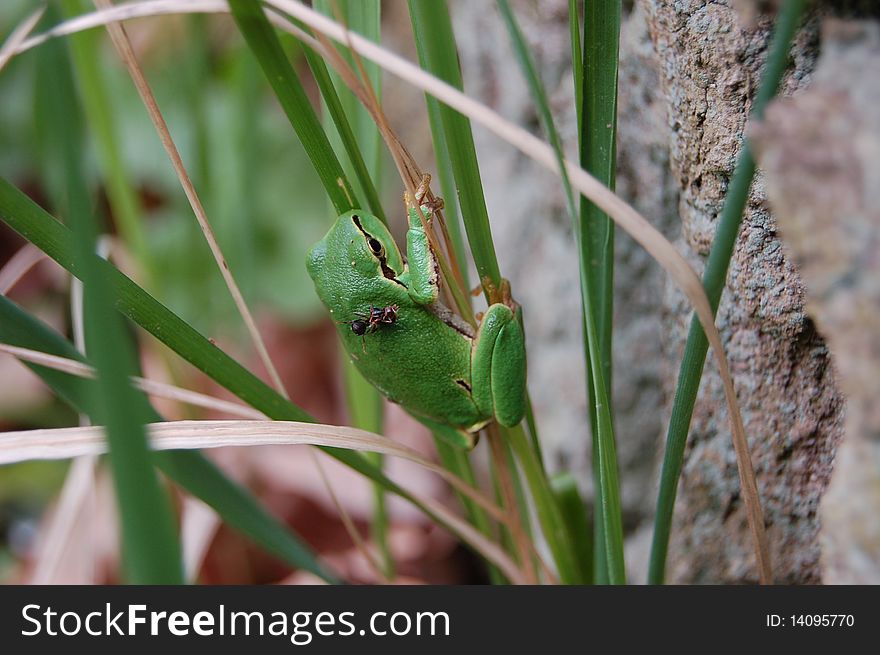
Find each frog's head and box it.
[307,210,406,294]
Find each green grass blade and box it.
[507,425,581,583]
[498,0,625,583]
[551,472,593,584]
[580,0,619,388]
[227,0,355,214]
[35,18,182,583]
[59,0,154,284]
[647,0,809,584]
[569,0,583,130]
[424,98,470,292]
[313,0,384,214]
[407,0,501,289]
[297,32,386,223]
[577,0,622,584]
[0,295,339,583]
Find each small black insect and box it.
[340,304,399,352]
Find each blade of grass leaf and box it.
[648,0,807,585]
[580,0,619,390]
[0,344,264,420]
[568,0,582,127]
[498,0,624,583]
[407,0,501,291]
[313,0,385,220]
[0,4,43,72]
[59,0,153,282]
[551,472,593,584]
[226,0,356,214]
[578,0,621,585]
[36,19,182,583]
[301,39,386,222]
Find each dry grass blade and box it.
[0,343,266,419]
[30,456,97,584]
[311,449,388,582]
[16,1,225,54]
[90,0,288,399]
[0,5,45,73]
[0,419,526,583]
[0,243,47,294]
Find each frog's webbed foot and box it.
[481,276,520,313]
[414,174,445,215]
[471,302,526,428]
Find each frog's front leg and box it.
[470,303,527,428]
[404,201,440,305]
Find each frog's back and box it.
[340,301,485,431]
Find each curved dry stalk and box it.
[0,4,44,72]
[0,419,526,583]
[0,243,48,294]
[6,0,769,581]
[310,449,388,583]
[0,343,266,419]
[91,0,288,399]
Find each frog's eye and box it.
[367,238,385,258]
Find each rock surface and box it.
[752,19,880,584]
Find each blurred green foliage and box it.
[1,4,335,335]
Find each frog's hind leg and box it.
[471,304,527,428]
